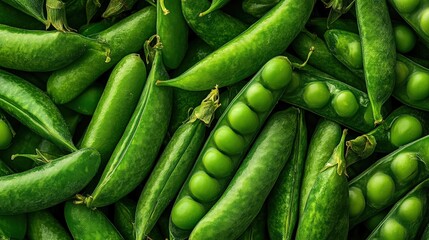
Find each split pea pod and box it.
[169,56,294,239]
[27,210,72,240]
[156,0,315,91]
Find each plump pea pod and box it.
[236,205,269,240]
[135,87,220,240]
[267,109,307,240]
[27,210,72,240]
[168,56,294,239]
[79,53,147,164]
[0,148,100,215]
[280,67,381,133]
[47,5,156,104]
[181,0,248,49]
[348,135,429,228]
[291,31,366,91]
[306,17,358,37]
[102,0,138,18]
[356,0,396,125]
[296,129,349,240]
[366,178,429,240]
[190,108,299,240]
[2,0,47,26]
[80,36,172,208]
[64,201,123,240]
[0,69,76,152]
[65,82,104,116]
[242,0,280,18]
[156,0,315,91]
[0,0,44,29]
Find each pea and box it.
[171,197,206,230]
[406,72,429,101]
[397,196,422,222]
[189,171,221,202]
[245,83,273,112]
[349,187,366,218]
[303,82,330,109]
[347,41,363,69]
[391,152,419,183]
[261,57,292,90]
[395,61,410,86]
[213,126,245,155]
[394,24,416,53]
[227,102,259,134]
[420,9,429,35]
[332,90,359,117]
[0,119,13,149]
[380,219,407,240]
[202,148,234,178]
[390,115,423,147]
[366,172,395,208]
[392,0,420,13]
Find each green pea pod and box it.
[296,129,349,240]
[27,210,72,240]
[267,108,307,240]
[79,18,118,37]
[81,36,173,208]
[236,205,269,240]
[0,69,76,152]
[102,0,137,18]
[2,0,48,26]
[47,5,156,104]
[199,0,231,17]
[64,201,124,240]
[356,0,396,125]
[65,82,104,116]
[0,160,13,176]
[0,0,44,29]
[156,0,315,90]
[306,17,358,37]
[215,81,248,120]
[135,87,220,240]
[242,0,280,18]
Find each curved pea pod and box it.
[0,148,100,215]
[348,135,429,228]
[296,129,349,240]
[0,0,44,29]
[280,67,383,133]
[64,201,124,240]
[80,36,172,208]
[0,69,76,152]
[168,56,294,239]
[135,87,220,240]
[27,210,72,240]
[190,108,299,240]
[237,205,269,240]
[242,0,280,18]
[47,5,156,104]
[267,109,307,240]
[156,0,315,91]
[65,82,104,116]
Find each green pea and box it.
[349,187,366,218]
[227,102,259,134]
[380,219,407,240]
[394,24,416,53]
[245,83,273,112]
[390,115,423,147]
[332,90,359,117]
[202,148,234,178]
[171,197,206,230]
[261,57,292,90]
[391,152,419,183]
[347,41,363,69]
[303,82,330,109]
[366,172,395,208]
[397,196,423,222]
[420,9,429,35]
[188,171,221,202]
[395,61,410,86]
[0,119,13,149]
[213,125,246,155]
[406,71,429,101]
[364,107,374,126]
[392,0,420,13]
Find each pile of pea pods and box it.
[1,0,429,239]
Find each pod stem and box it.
[46,0,75,32]
[322,0,355,26]
[144,34,163,65]
[188,85,221,126]
[84,35,112,63]
[159,0,170,15]
[11,149,54,165]
[345,134,377,166]
[321,129,348,177]
[290,46,315,69]
[74,194,95,208]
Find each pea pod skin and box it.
[65,82,104,116]
[27,210,72,240]
[47,6,156,104]
[190,108,298,240]
[242,0,280,18]
[156,0,315,91]
[267,108,307,240]
[0,69,76,152]
[64,201,124,240]
[0,160,13,176]
[236,204,269,240]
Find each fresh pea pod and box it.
[156,0,315,91]
[237,205,268,240]
[190,108,299,240]
[79,18,118,37]
[27,210,72,240]
[65,82,104,116]
[0,160,13,176]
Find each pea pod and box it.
[65,82,104,116]
[242,0,279,18]
[27,210,72,240]
[0,69,76,152]
[237,205,268,240]
[190,108,299,240]
[156,0,315,91]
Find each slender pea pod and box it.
[296,129,349,240]
[102,0,138,18]
[64,201,124,240]
[135,87,220,240]
[348,135,429,228]
[356,0,396,125]
[169,56,293,239]
[236,205,269,240]
[79,53,147,164]
[190,108,299,240]
[65,82,104,116]
[306,17,358,36]
[0,112,14,150]
[80,36,172,208]
[0,0,44,29]
[156,0,315,91]
[47,5,156,104]
[241,0,280,18]
[2,0,48,26]
[27,210,72,240]
[0,69,76,152]
[267,109,307,240]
